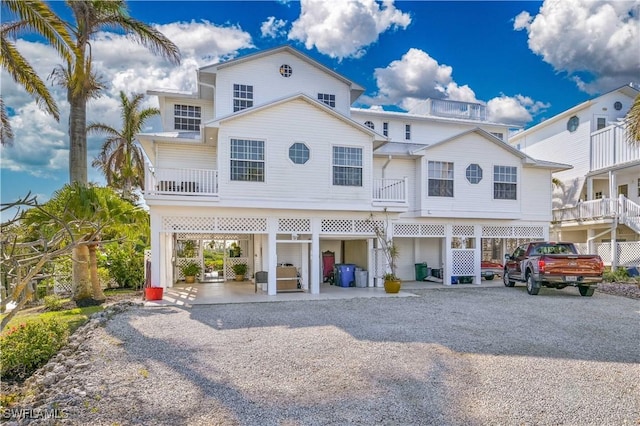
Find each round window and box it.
[364,121,374,130]
[466,164,483,184]
[289,142,309,164]
[614,101,622,111]
[567,116,579,132]
[279,64,292,77]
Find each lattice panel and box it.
[321,219,377,234]
[278,218,311,233]
[225,257,251,279]
[514,226,545,238]
[482,226,513,237]
[451,249,476,275]
[163,216,215,232]
[453,225,474,236]
[392,223,445,237]
[218,217,267,232]
[354,220,376,234]
[176,257,203,280]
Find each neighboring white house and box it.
[509,85,640,268]
[137,45,570,296]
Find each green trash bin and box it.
[415,263,428,281]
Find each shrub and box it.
[1,319,69,382]
[603,267,630,282]
[102,244,144,289]
[43,294,65,311]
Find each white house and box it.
[137,45,570,296]
[509,85,640,268]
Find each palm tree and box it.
[0,0,74,145]
[88,91,158,201]
[22,183,149,306]
[50,0,180,184]
[625,93,640,145]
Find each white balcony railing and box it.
[411,99,487,121]
[373,178,408,204]
[553,195,640,234]
[145,167,218,196]
[590,124,640,171]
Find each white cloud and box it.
[261,16,288,39]
[365,48,549,125]
[288,0,411,59]
[1,20,254,179]
[514,0,640,93]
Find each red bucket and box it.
[145,287,164,301]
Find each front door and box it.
[618,184,628,198]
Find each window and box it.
[383,122,388,136]
[405,124,411,140]
[174,104,201,131]
[595,191,603,199]
[637,178,640,197]
[233,84,253,112]
[428,161,454,197]
[318,93,335,107]
[614,101,622,111]
[230,139,264,182]
[567,115,579,132]
[466,164,483,184]
[333,146,362,186]
[596,117,606,130]
[493,165,517,200]
[364,121,374,130]
[490,132,504,140]
[289,143,309,164]
[279,64,292,77]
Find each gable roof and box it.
[412,128,572,172]
[511,84,639,142]
[199,45,365,104]
[205,93,388,148]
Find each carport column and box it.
[444,224,453,286]
[267,218,278,296]
[474,225,482,285]
[150,213,162,287]
[367,238,374,287]
[310,218,320,294]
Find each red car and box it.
[481,260,503,280]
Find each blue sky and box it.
[2,0,639,211]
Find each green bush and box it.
[603,267,630,282]
[43,294,65,311]
[102,244,144,289]
[1,319,69,382]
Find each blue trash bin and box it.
[334,264,356,287]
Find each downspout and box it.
[381,155,392,178]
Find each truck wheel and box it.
[578,285,595,297]
[503,271,515,287]
[526,274,540,295]
[485,274,495,281]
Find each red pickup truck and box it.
[503,242,604,296]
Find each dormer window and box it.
[364,121,374,130]
[318,93,335,108]
[174,104,201,131]
[233,84,253,112]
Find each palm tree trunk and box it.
[88,243,106,302]
[68,90,87,183]
[72,245,93,304]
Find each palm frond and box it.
[0,97,14,145]
[625,94,640,145]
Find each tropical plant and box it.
[49,0,180,184]
[181,262,202,277]
[88,91,159,201]
[232,263,248,276]
[21,183,149,306]
[0,0,74,145]
[367,212,399,281]
[625,93,640,145]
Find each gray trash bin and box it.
[355,270,368,288]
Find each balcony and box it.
[144,167,408,206]
[590,124,640,172]
[410,98,487,121]
[145,167,219,196]
[553,196,640,234]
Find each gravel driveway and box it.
[15,286,640,425]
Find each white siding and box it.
[213,51,352,118]
[157,144,217,169]
[419,133,525,219]
[216,98,373,210]
[520,167,553,221]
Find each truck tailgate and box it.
[541,255,603,276]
